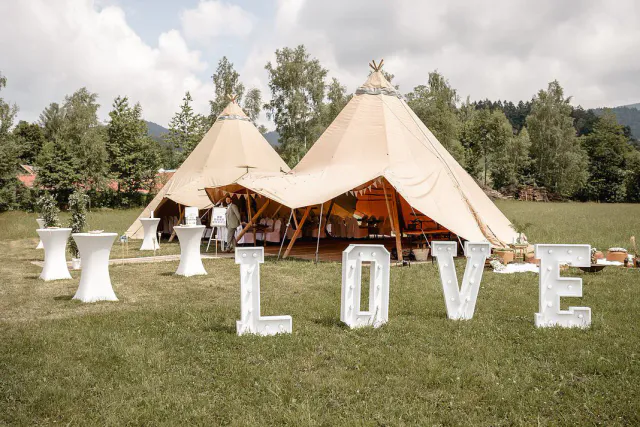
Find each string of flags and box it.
[215,189,261,199]
[345,177,384,197]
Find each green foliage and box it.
[243,88,262,124]
[625,150,640,202]
[35,138,79,203]
[406,71,464,162]
[593,105,640,140]
[527,81,588,197]
[12,120,45,164]
[581,110,629,202]
[164,92,208,167]
[265,45,328,166]
[107,96,160,205]
[0,71,21,211]
[36,192,60,227]
[38,102,65,141]
[67,189,89,257]
[209,57,245,123]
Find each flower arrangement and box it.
[36,193,60,228]
[68,189,89,259]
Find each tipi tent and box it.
[231,61,517,259]
[126,100,290,239]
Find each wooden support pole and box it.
[244,190,256,246]
[235,199,270,242]
[383,181,403,262]
[168,205,184,242]
[390,186,404,262]
[324,200,335,237]
[283,206,311,259]
[292,209,299,229]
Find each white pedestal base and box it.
[235,247,292,336]
[139,218,161,250]
[37,228,72,281]
[36,218,45,249]
[72,233,118,303]
[174,225,207,277]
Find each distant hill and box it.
[264,130,280,147]
[145,121,168,142]
[593,106,640,139]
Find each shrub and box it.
[68,189,89,258]
[37,192,60,227]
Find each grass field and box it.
[1,201,639,425]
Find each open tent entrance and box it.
[207,177,460,262]
[152,197,213,241]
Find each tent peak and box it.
[368,59,385,72]
[218,100,249,121]
[226,93,238,103]
[358,62,399,97]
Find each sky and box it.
[1,0,639,130]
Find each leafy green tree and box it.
[106,96,160,203]
[491,127,531,190]
[406,71,464,162]
[38,103,65,141]
[625,149,640,202]
[462,108,514,185]
[36,192,60,227]
[265,45,328,166]
[527,81,588,197]
[59,88,108,189]
[13,121,45,164]
[35,137,79,203]
[165,92,208,166]
[0,71,21,211]
[322,77,350,126]
[209,57,245,122]
[581,110,629,202]
[243,87,262,125]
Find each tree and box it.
[0,71,21,211]
[406,71,464,162]
[35,137,79,203]
[527,81,588,197]
[491,127,531,190]
[572,106,600,137]
[38,103,65,141]
[106,96,160,204]
[67,189,89,258]
[165,92,208,167]
[265,45,328,166]
[625,149,640,202]
[243,87,262,125]
[209,57,245,123]
[322,77,350,126]
[462,108,514,185]
[581,110,629,202]
[13,121,45,164]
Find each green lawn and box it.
[1,201,639,426]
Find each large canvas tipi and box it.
[125,100,290,239]
[234,61,517,258]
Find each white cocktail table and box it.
[174,225,207,276]
[139,218,161,250]
[72,233,118,303]
[36,218,45,249]
[37,228,72,281]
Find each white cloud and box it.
[181,1,254,43]
[0,0,211,126]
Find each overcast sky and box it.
[1,0,639,130]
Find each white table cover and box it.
[37,228,72,281]
[36,218,45,249]
[72,233,118,302]
[139,218,161,250]
[174,225,207,277]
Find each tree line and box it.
[1,45,640,212]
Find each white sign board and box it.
[535,244,591,328]
[211,207,227,227]
[235,247,292,336]
[432,241,490,320]
[340,244,390,328]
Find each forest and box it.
[1,45,639,211]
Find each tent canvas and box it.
[125,100,290,239]
[231,63,517,257]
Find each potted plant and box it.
[493,247,515,264]
[510,220,533,245]
[68,189,89,270]
[37,192,60,228]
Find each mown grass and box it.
[0,201,639,426]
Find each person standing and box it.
[224,196,242,252]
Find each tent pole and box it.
[283,206,311,259]
[382,181,403,262]
[244,189,256,246]
[236,200,270,242]
[169,205,184,242]
[324,200,334,237]
[315,203,324,264]
[390,186,404,262]
[278,209,294,260]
